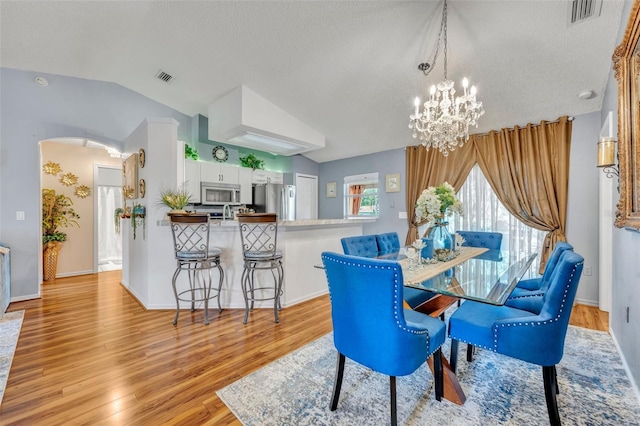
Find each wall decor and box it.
[614,0,640,230]
[139,179,146,198]
[59,173,78,187]
[122,153,139,199]
[386,173,401,193]
[43,161,62,175]
[74,185,91,198]
[326,181,337,198]
[139,148,146,168]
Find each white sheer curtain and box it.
[451,164,545,277]
[98,186,122,265]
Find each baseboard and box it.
[609,327,640,404]
[574,297,598,307]
[10,293,41,303]
[56,270,94,278]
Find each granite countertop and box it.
[160,218,375,228]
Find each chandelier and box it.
[408,0,485,156]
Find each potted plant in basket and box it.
[158,185,192,215]
[42,189,80,280]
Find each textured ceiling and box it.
[0,1,627,162]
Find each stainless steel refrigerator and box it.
[252,183,296,220]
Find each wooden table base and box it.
[415,293,467,405]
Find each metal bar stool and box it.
[169,213,224,325]
[237,213,283,324]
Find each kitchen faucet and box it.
[222,203,232,221]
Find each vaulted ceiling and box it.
[0,1,627,162]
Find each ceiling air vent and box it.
[155,70,174,83]
[567,0,602,26]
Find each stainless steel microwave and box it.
[201,182,241,206]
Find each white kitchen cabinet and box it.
[239,167,252,205]
[201,162,239,185]
[252,169,284,185]
[184,159,201,203]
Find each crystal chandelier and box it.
[409,0,485,156]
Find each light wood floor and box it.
[0,271,608,424]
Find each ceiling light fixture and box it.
[409,0,485,156]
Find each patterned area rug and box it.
[217,326,640,425]
[0,311,24,407]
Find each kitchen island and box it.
[122,218,369,312]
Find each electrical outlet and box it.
[398,211,407,219]
[584,266,592,276]
[16,211,25,221]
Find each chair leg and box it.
[543,365,561,426]
[433,348,443,401]
[450,339,459,374]
[466,344,474,362]
[241,266,251,324]
[171,265,182,326]
[554,365,559,394]
[216,262,224,313]
[330,353,345,411]
[390,376,397,426]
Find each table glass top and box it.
[402,249,537,305]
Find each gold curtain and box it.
[349,185,364,215]
[404,144,476,245]
[471,116,572,273]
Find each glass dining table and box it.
[386,247,537,306]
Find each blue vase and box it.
[428,220,453,261]
[421,237,434,259]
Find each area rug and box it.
[0,310,24,407]
[217,326,640,425]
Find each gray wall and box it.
[0,68,192,299]
[600,0,639,388]
[319,147,407,238]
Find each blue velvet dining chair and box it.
[505,242,574,313]
[321,252,446,426]
[340,235,379,258]
[455,230,503,250]
[447,250,584,426]
[375,232,401,254]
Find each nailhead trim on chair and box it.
[451,262,582,353]
[322,255,441,352]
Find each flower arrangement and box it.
[414,182,463,224]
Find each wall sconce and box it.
[597,137,619,178]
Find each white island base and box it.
[122,219,365,314]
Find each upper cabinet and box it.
[252,169,283,185]
[201,162,239,185]
[239,167,252,205]
[184,159,201,204]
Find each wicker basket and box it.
[43,242,61,281]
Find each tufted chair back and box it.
[455,231,503,250]
[340,235,379,258]
[375,232,401,254]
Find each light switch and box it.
[16,211,25,220]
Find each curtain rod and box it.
[405,116,574,149]
[470,116,574,138]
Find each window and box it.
[344,172,379,219]
[451,165,545,276]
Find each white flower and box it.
[414,181,463,225]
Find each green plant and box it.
[131,204,146,240]
[158,186,192,210]
[185,144,199,160]
[114,207,123,234]
[238,153,264,170]
[42,189,80,244]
